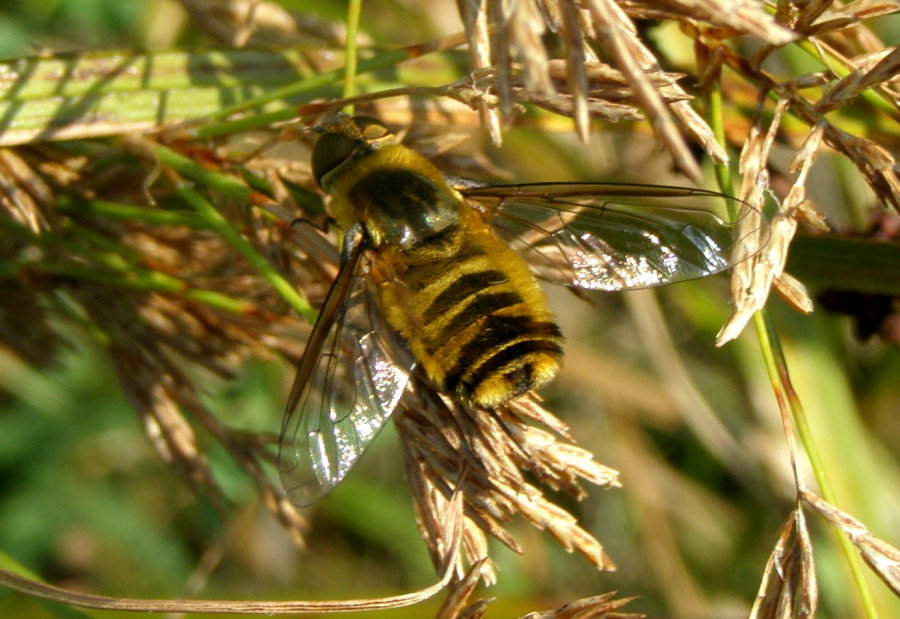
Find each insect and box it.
[279,114,761,506]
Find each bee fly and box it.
[279,115,760,506]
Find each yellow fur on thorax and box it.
[325,144,456,241]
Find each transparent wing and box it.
[279,231,414,507]
[463,182,766,291]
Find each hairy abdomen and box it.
[391,209,563,408]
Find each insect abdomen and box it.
[402,209,563,408]
[338,145,563,408]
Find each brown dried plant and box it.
[0,121,630,614]
[1,0,899,617]
[454,0,898,213]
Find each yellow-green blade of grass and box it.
[0,48,334,146]
[769,307,900,617]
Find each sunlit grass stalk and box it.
[166,177,315,323]
[58,196,208,229]
[194,107,300,139]
[707,61,878,613]
[0,49,314,100]
[201,47,409,127]
[754,2,894,115]
[705,76,736,208]
[195,32,468,139]
[342,0,363,111]
[193,45,416,139]
[59,153,301,315]
[0,549,103,619]
[35,258,252,314]
[1,215,247,314]
[792,40,895,117]
[753,310,878,618]
[153,144,252,201]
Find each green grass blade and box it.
[0,48,325,146]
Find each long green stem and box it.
[753,311,878,618]
[58,196,207,228]
[60,148,316,321]
[707,78,735,201]
[704,65,741,231]
[194,32,466,139]
[153,145,251,201]
[16,258,253,314]
[792,39,895,117]
[200,47,408,127]
[343,0,363,111]
[706,59,879,614]
[170,182,315,323]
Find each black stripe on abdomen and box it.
[444,314,562,395]
[435,291,523,345]
[422,269,508,324]
[465,338,563,396]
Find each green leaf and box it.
[0,49,328,146]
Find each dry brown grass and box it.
[1,0,899,616]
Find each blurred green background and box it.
[1,1,899,618]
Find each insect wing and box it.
[465,183,763,291]
[279,242,413,507]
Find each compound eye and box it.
[311,132,356,188]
